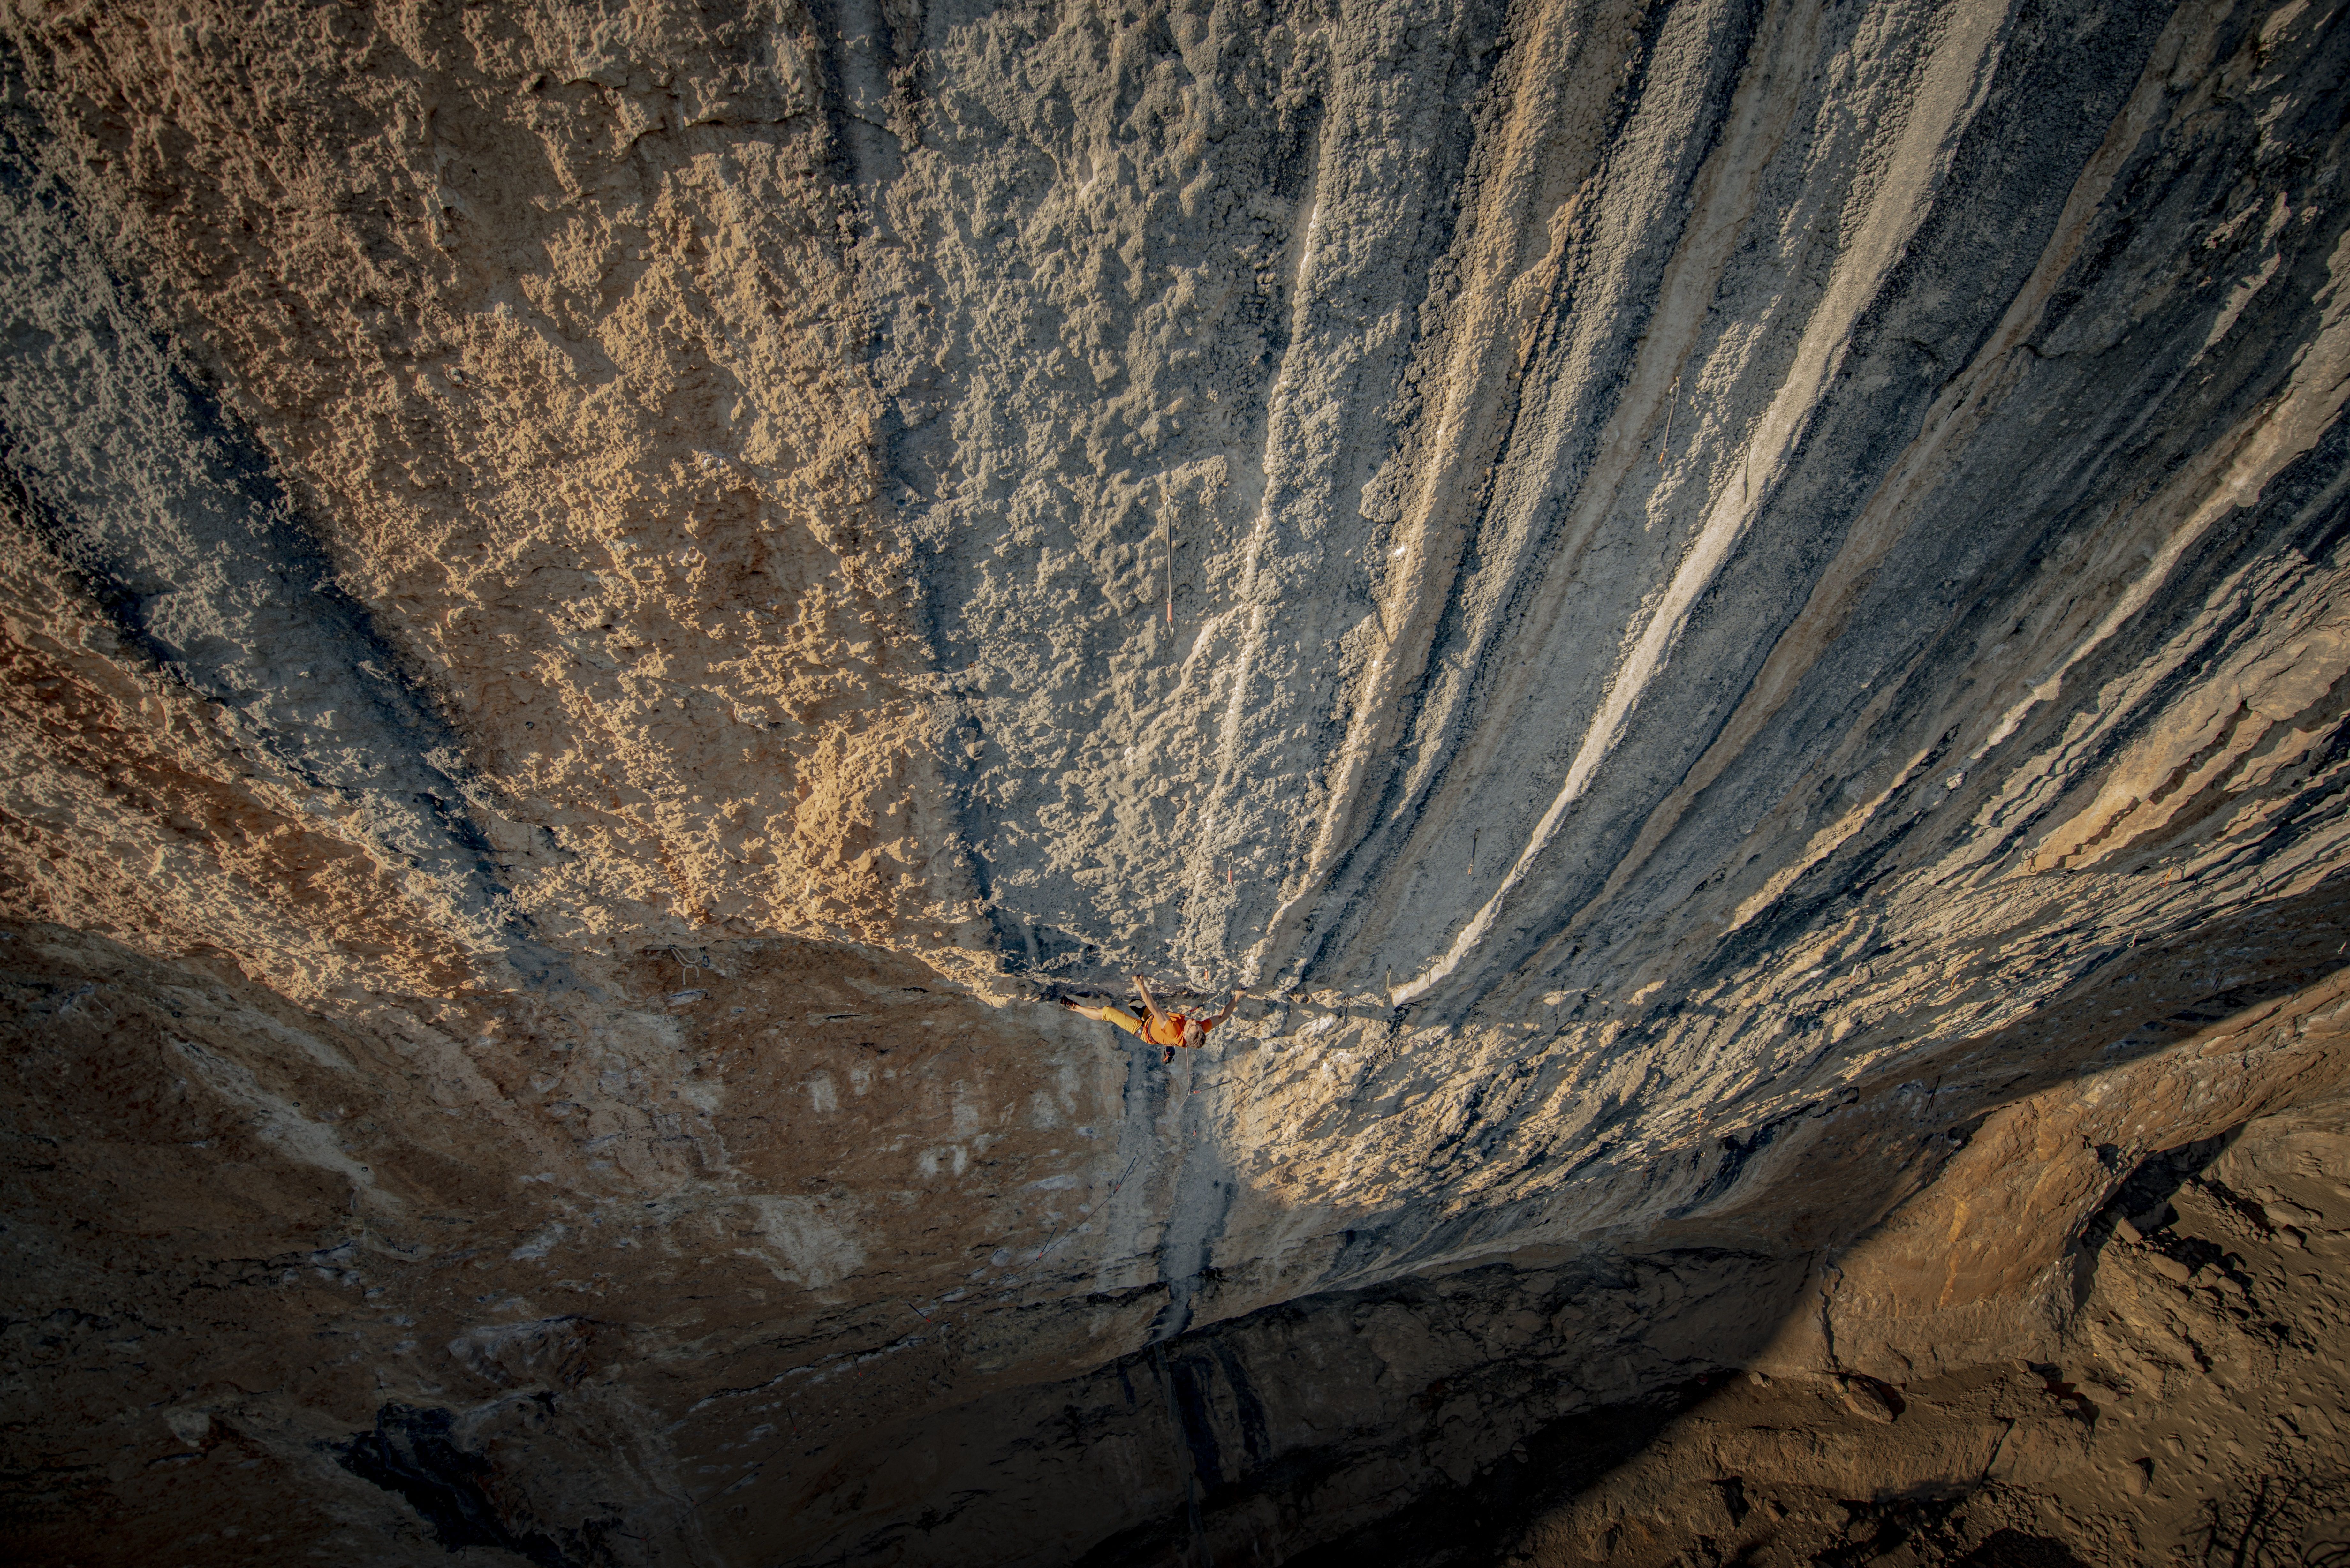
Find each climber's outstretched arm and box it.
[1133,974,1171,1033]
[1212,987,1245,1026]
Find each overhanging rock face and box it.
[3,0,2349,1563]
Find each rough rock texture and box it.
[1448,1100,2350,1567]
[4,0,2350,1561]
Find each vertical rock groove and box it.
[4,0,2350,1562]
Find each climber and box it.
[1062,976,1243,1064]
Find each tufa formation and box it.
[3,0,2350,1563]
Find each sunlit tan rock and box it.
[4,0,2349,1561]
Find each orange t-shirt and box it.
[1146,1013,1217,1048]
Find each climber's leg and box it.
[1063,999,1147,1037]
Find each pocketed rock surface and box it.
[4,0,2350,1563]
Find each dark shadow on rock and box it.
[336,1403,573,1568]
[1953,1530,2092,1568]
[1271,1374,1740,1568]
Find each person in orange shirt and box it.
[1063,976,1243,1064]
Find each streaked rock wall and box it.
[4,0,2348,1560]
